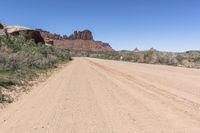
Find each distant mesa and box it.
[38,29,114,52]
[68,30,93,40]
[149,47,157,51]
[37,29,94,41]
[0,23,113,52]
[133,48,140,52]
[37,29,93,41]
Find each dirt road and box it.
[1,58,200,133]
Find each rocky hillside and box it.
[1,23,113,52]
[68,30,93,40]
[0,24,45,44]
[37,29,114,52]
[55,40,113,52]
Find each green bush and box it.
[71,50,199,68]
[176,54,184,62]
[0,35,71,89]
[0,91,13,103]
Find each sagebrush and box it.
[0,35,72,103]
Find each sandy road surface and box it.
[1,58,200,133]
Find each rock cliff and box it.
[38,29,114,51]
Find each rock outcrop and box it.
[1,23,113,51]
[38,29,114,51]
[37,29,93,40]
[1,26,44,43]
[68,30,93,40]
[55,40,113,52]
[36,29,63,40]
[0,23,4,29]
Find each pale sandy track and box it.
[0,58,200,133]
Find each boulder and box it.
[5,26,45,43]
[0,23,4,29]
[0,23,6,36]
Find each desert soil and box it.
[0,58,200,133]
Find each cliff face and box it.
[68,30,93,40]
[55,40,113,52]
[0,25,44,43]
[37,29,114,51]
[36,29,63,40]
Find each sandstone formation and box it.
[55,40,113,52]
[38,29,114,51]
[36,29,63,40]
[1,23,113,51]
[68,30,93,40]
[37,29,93,40]
[1,26,44,43]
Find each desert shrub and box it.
[0,35,25,52]
[176,54,184,62]
[192,54,200,63]
[0,91,13,103]
[0,80,15,88]
[0,92,8,103]
[132,54,140,62]
[143,51,154,63]
[0,35,71,88]
[196,57,200,63]
[143,51,160,64]
[1,35,71,70]
[0,35,73,103]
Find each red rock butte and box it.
[37,29,114,52]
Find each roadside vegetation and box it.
[70,50,200,68]
[0,35,72,103]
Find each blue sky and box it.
[0,0,200,51]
